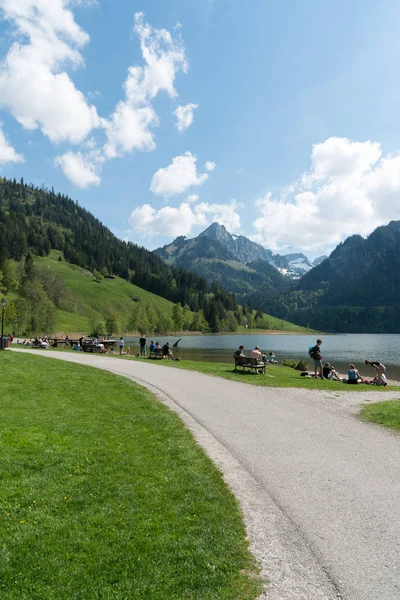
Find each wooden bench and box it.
[234,356,265,374]
[149,351,164,360]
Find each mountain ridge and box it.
[154,222,321,291]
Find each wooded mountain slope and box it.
[256,221,400,333]
[0,177,238,319]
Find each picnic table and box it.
[234,356,265,374]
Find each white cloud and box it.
[103,12,188,158]
[150,152,211,197]
[173,103,198,132]
[252,137,400,252]
[0,6,192,187]
[205,160,216,172]
[0,124,23,164]
[103,102,157,158]
[129,202,206,237]
[55,151,100,188]
[0,0,100,143]
[187,194,199,203]
[129,199,241,238]
[196,199,242,233]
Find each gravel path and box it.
[13,350,400,600]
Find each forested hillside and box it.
[0,177,240,328]
[254,221,400,333]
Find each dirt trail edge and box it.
[12,350,400,600]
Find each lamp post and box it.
[1,298,6,350]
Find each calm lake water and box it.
[126,334,400,379]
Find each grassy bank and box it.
[360,401,400,430]
[115,357,399,391]
[0,353,263,600]
[23,347,397,392]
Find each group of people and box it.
[19,336,50,348]
[234,345,278,364]
[149,340,175,359]
[309,339,388,386]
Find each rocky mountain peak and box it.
[198,222,231,242]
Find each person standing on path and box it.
[119,337,124,355]
[139,335,147,357]
[309,339,323,379]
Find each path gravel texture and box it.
[13,350,400,600]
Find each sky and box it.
[1,0,400,259]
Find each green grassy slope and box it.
[30,251,314,335]
[33,252,179,333]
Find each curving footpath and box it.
[13,350,400,600]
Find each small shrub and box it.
[283,359,297,369]
[295,360,309,371]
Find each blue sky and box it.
[1,0,400,259]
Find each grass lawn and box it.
[115,355,400,392]
[360,401,400,431]
[0,353,263,600]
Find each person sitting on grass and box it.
[347,363,362,384]
[149,340,156,354]
[155,342,162,355]
[323,362,341,381]
[162,342,174,359]
[268,352,278,364]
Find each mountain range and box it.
[155,220,400,333]
[257,220,400,333]
[154,222,326,301]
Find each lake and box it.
[126,334,400,379]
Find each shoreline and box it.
[53,329,318,338]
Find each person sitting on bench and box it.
[250,346,262,361]
[234,345,245,358]
[162,342,174,359]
